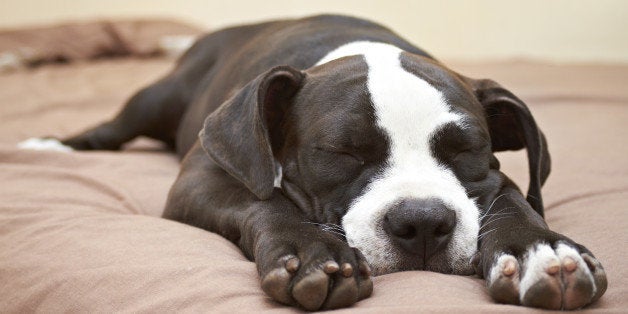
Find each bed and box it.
[0,20,626,312]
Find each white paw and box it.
[18,138,74,152]
[487,242,607,310]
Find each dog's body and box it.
[48,15,605,310]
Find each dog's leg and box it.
[61,77,185,151]
[163,148,373,311]
[475,175,607,310]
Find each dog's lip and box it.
[356,220,472,274]
[367,252,477,276]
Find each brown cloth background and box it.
[0,19,200,71]
[0,22,626,312]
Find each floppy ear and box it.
[198,66,305,200]
[467,78,551,217]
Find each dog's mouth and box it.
[364,246,477,276]
[342,214,478,277]
[340,227,477,276]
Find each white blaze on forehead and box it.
[316,41,380,66]
[317,41,479,274]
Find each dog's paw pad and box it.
[261,255,299,305]
[260,244,372,310]
[18,137,73,152]
[513,242,607,310]
[324,276,358,309]
[487,242,606,309]
[555,244,602,310]
[357,259,373,300]
[520,244,564,309]
[292,269,330,310]
[488,254,520,304]
[261,268,293,304]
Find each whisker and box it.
[482,215,514,227]
[478,204,511,221]
[488,194,508,210]
[321,228,347,239]
[481,213,515,228]
[478,227,499,240]
[321,228,346,237]
[302,221,346,237]
[478,194,508,220]
[481,212,513,219]
[323,224,344,231]
[302,221,322,225]
[482,208,515,224]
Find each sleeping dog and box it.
[35,15,607,310]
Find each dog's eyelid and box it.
[454,139,490,156]
[314,142,360,152]
[314,145,365,165]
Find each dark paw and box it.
[260,242,372,311]
[487,242,607,310]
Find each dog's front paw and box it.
[486,242,607,310]
[258,237,373,311]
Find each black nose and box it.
[383,198,456,260]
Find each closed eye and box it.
[314,145,365,166]
[453,141,489,158]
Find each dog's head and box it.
[199,42,550,275]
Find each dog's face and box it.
[281,45,491,275]
[200,42,549,276]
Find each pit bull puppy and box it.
[34,15,606,310]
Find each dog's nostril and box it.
[384,215,417,239]
[435,225,450,237]
[435,211,456,237]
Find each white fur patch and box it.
[519,244,560,300]
[18,138,73,152]
[316,42,378,66]
[318,42,479,274]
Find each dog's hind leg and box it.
[61,77,186,151]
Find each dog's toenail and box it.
[547,262,560,275]
[502,260,516,276]
[341,263,353,277]
[563,257,577,272]
[285,257,300,272]
[323,261,340,274]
